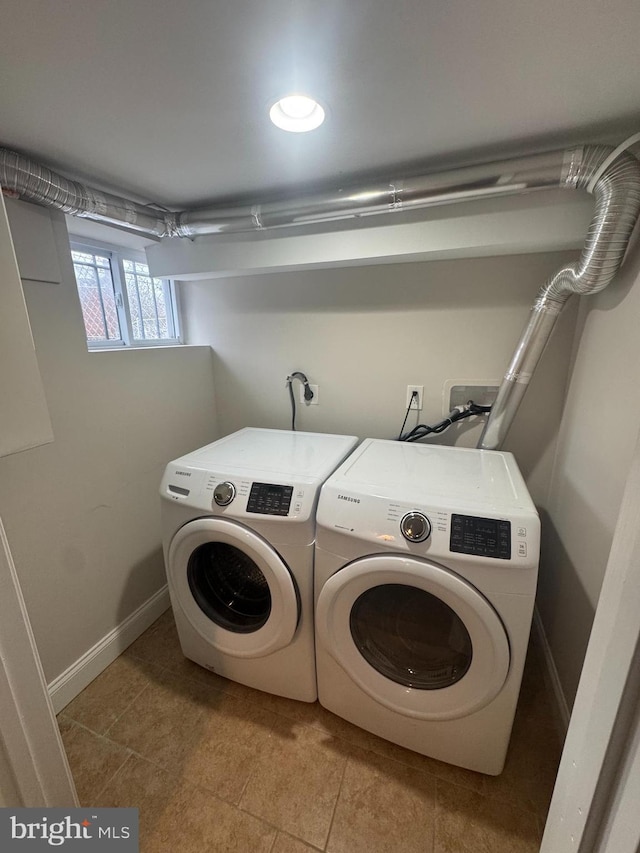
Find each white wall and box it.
[0,204,218,684]
[539,229,640,709]
[180,239,640,719]
[179,251,579,509]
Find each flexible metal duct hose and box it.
[0,148,166,236]
[478,146,640,450]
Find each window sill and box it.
[88,343,205,353]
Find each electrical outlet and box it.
[300,384,319,405]
[406,385,424,410]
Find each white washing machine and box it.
[314,438,540,774]
[161,427,357,702]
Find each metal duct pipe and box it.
[2,142,639,452]
[0,148,167,237]
[1,145,577,238]
[175,149,573,236]
[479,145,640,450]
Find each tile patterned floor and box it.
[58,609,563,852]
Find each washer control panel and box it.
[213,481,236,506]
[400,512,432,543]
[450,514,511,560]
[247,482,294,516]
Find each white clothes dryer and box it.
[161,428,357,702]
[314,438,540,774]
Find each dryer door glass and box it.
[350,584,472,689]
[188,542,271,633]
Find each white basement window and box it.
[70,240,181,349]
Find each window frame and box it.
[69,237,182,350]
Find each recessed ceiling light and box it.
[269,94,325,133]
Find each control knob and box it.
[400,511,431,543]
[213,481,236,507]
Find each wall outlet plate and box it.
[300,384,319,405]
[406,385,424,410]
[443,380,500,416]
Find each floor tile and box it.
[483,710,561,817]
[123,612,169,661]
[62,655,154,734]
[57,717,130,806]
[327,746,436,853]
[178,692,278,804]
[230,684,486,795]
[97,753,276,852]
[435,779,541,853]
[315,712,487,796]
[240,717,349,848]
[271,833,321,853]
[518,645,565,738]
[125,609,237,694]
[106,667,223,771]
[228,681,326,725]
[60,612,563,851]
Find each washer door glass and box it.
[316,554,510,721]
[168,518,299,659]
[188,542,271,633]
[350,584,472,689]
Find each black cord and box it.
[288,380,297,431]
[397,391,418,440]
[286,371,314,431]
[398,401,492,442]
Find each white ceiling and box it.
[2,0,640,209]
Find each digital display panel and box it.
[450,514,511,559]
[247,482,293,516]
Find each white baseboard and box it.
[48,586,170,714]
[533,605,571,736]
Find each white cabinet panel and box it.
[4,198,61,284]
[0,195,53,456]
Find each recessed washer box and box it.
[443,380,500,415]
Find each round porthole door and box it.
[316,555,510,720]
[168,518,299,658]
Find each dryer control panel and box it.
[450,514,511,560]
[247,482,294,516]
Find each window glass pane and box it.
[124,272,142,338]
[72,254,122,342]
[154,280,169,337]
[71,245,178,347]
[97,268,120,340]
[139,274,160,340]
[123,258,174,341]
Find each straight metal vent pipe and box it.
[2,142,639,451]
[0,145,580,237]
